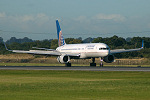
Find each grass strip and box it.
[0,70,150,100]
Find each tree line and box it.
[0,36,150,58]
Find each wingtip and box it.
[141,40,144,49]
[3,41,12,51]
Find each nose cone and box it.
[98,50,109,57]
[104,45,110,56]
[97,43,110,57]
[104,50,109,56]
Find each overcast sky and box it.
[0,0,150,41]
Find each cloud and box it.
[9,13,50,23]
[0,13,55,30]
[73,14,126,23]
[0,12,57,40]
[74,16,87,21]
[93,14,126,22]
[0,12,51,22]
[0,12,150,40]
[0,12,6,18]
[21,15,34,22]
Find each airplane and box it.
[4,20,144,67]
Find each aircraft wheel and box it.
[90,63,96,66]
[65,63,71,67]
[100,63,103,67]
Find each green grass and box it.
[0,70,150,100]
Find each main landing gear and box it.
[65,63,71,67]
[90,58,104,67]
[65,58,104,67]
[90,58,96,66]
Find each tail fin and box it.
[56,20,66,47]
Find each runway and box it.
[0,66,150,71]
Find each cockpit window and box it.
[99,48,109,50]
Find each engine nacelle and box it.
[103,55,114,63]
[57,55,70,63]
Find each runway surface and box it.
[0,66,150,71]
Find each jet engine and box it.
[57,55,70,63]
[103,54,114,63]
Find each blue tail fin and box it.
[56,20,66,47]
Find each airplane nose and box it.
[104,50,109,56]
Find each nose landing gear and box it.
[100,62,103,67]
[100,58,103,67]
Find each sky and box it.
[0,0,150,41]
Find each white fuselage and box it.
[56,43,110,58]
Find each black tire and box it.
[65,63,71,67]
[100,63,103,67]
[90,63,96,66]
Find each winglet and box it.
[3,41,12,51]
[141,40,144,49]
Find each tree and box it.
[83,37,93,43]
[0,36,149,59]
[65,38,82,44]
[50,39,58,49]
[92,37,103,43]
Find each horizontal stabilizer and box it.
[32,47,55,51]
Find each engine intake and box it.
[103,55,114,63]
[57,55,70,63]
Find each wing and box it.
[12,50,61,56]
[3,41,61,56]
[12,50,81,58]
[110,48,143,54]
[3,41,80,57]
[110,40,144,54]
